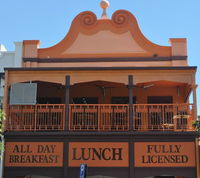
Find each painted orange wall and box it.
[23,60,188,68]
[5,69,195,86]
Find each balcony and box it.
[6,103,195,132]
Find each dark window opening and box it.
[111,97,136,104]
[72,97,98,104]
[148,96,173,104]
[37,97,62,104]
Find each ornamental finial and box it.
[100,0,110,19]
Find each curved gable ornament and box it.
[38,10,171,59]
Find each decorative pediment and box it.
[37,10,171,58]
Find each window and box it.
[147,96,173,104]
[111,97,136,104]
[37,97,62,104]
[72,97,98,104]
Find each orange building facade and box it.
[3,4,200,178]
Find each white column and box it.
[14,42,23,67]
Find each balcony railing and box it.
[6,104,195,132]
[69,104,129,131]
[6,104,65,131]
[133,104,194,131]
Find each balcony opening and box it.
[36,81,65,104]
[6,80,195,132]
[71,80,127,104]
[70,80,129,131]
[7,81,65,131]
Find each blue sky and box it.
[1,0,200,113]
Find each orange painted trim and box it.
[38,10,171,59]
[23,40,40,45]
[169,38,187,43]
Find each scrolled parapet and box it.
[37,9,172,58]
[79,11,98,28]
[111,10,130,27]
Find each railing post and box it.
[34,105,37,131]
[65,75,70,131]
[162,105,165,131]
[192,84,197,120]
[128,75,134,131]
[98,105,101,131]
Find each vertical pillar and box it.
[192,74,198,121]
[63,142,68,178]
[65,75,70,131]
[128,75,134,131]
[192,85,197,120]
[129,139,134,178]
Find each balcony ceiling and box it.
[72,80,126,88]
[136,80,190,88]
